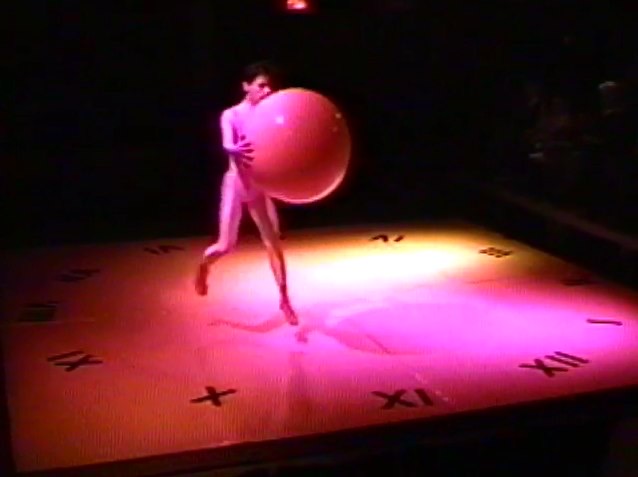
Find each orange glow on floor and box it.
[2,221,638,474]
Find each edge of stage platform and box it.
[9,383,638,477]
[466,179,638,253]
[462,177,638,285]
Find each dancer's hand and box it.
[228,135,254,170]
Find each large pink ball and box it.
[245,88,351,204]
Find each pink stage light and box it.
[286,0,310,11]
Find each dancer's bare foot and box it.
[195,262,209,296]
[280,298,298,326]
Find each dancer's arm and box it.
[220,110,253,169]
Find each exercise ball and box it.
[244,88,351,204]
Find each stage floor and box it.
[2,220,638,475]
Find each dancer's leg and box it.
[195,172,243,296]
[265,196,281,238]
[248,195,298,325]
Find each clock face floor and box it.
[2,221,637,475]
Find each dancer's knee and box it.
[263,239,284,261]
[259,232,279,250]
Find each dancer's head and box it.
[242,61,283,105]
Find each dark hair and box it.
[242,60,283,86]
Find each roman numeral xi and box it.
[372,388,434,410]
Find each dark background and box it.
[5,0,636,249]
[3,2,638,473]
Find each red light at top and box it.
[286,0,310,11]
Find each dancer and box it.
[195,61,298,326]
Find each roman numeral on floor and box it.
[372,388,434,410]
[56,268,100,283]
[587,318,622,326]
[519,351,590,378]
[370,234,404,243]
[190,387,237,407]
[46,350,103,372]
[479,247,513,258]
[144,244,185,255]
